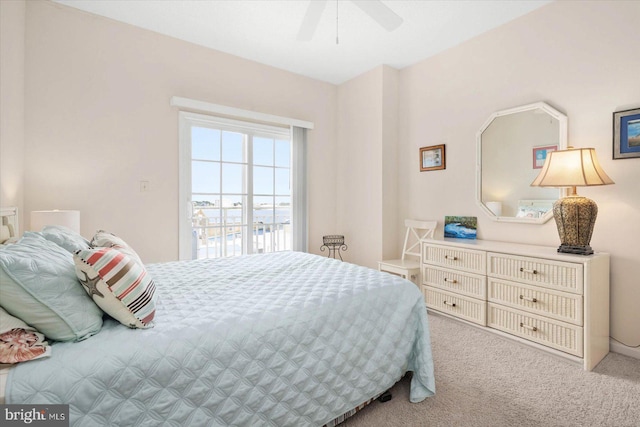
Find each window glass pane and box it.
[192,127,220,161]
[195,227,222,259]
[272,197,292,253]
[222,163,244,194]
[192,195,220,208]
[192,161,220,194]
[275,140,290,167]
[252,197,273,254]
[275,168,290,195]
[274,197,291,228]
[275,196,291,208]
[254,137,274,166]
[223,225,245,258]
[254,166,274,195]
[192,196,220,229]
[222,131,244,162]
[253,196,273,225]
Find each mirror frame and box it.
[475,101,568,224]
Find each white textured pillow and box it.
[42,225,90,253]
[74,247,156,329]
[0,307,51,364]
[90,230,142,264]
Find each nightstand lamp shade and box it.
[531,148,614,255]
[31,210,81,234]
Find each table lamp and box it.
[531,148,613,255]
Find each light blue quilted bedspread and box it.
[7,252,435,426]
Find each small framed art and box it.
[613,108,640,159]
[444,216,477,240]
[420,144,446,171]
[532,145,557,169]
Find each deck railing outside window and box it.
[191,206,291,259]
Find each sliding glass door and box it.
[179,112,293,260]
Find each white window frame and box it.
[179,111,305,260]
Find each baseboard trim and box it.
[610,339,640,360]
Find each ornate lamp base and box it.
[557,244,594,255]
[553,195,597,256]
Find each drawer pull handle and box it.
[443,278,458,284]
[519,295,538,303]
[519,267,538,275]
[519,322,538,332]
[443,300,456,307]
[445,255,458,261]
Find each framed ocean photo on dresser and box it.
[444,216,477,239]
[613,107,640,159]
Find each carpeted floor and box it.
[343,313,640,427]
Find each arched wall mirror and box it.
[476,102,568,224]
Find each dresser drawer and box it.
[487,252,583,294]
[488,278,583,326]
[423,243,486,275]
[487,303,583,357]
[423,286,486,326]
[423,265,486,299]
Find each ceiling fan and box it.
[297,0,403,42]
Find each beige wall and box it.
[0,0,26,228]
[381,67,399,260]
[397,1,640,346]
[336,67,384,267]
[8,0,639,348]
[335,65,400,268]
[23,1,337,263]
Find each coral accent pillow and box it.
[74,247,156,328]
[0,307,51,364]
[90,230,142,264]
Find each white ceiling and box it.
[54,0,551,85]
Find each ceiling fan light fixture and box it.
[296,0,403,42]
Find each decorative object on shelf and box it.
[532,145,558,169]
[531,147,614,255]
[613,107,640,159]
[444,216,477,240]
[420,144,446,172]
[30,210,81,233]
[321,235,347,261]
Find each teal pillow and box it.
[41,225,90,253]
[0,232,102,341]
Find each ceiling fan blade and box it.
[297,0,328,41]
[350,0,403,32]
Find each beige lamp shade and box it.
[531,148,614,188]
[31,210,80,234]
[531,148,613,255]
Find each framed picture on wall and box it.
[532,145,557,169]
[420,144,446,171]
[613,108,640,159]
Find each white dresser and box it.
[421,238,610,370]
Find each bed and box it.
[0,209,435,426]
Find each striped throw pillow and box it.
[90,230,143,264]
[74,247,156,329]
